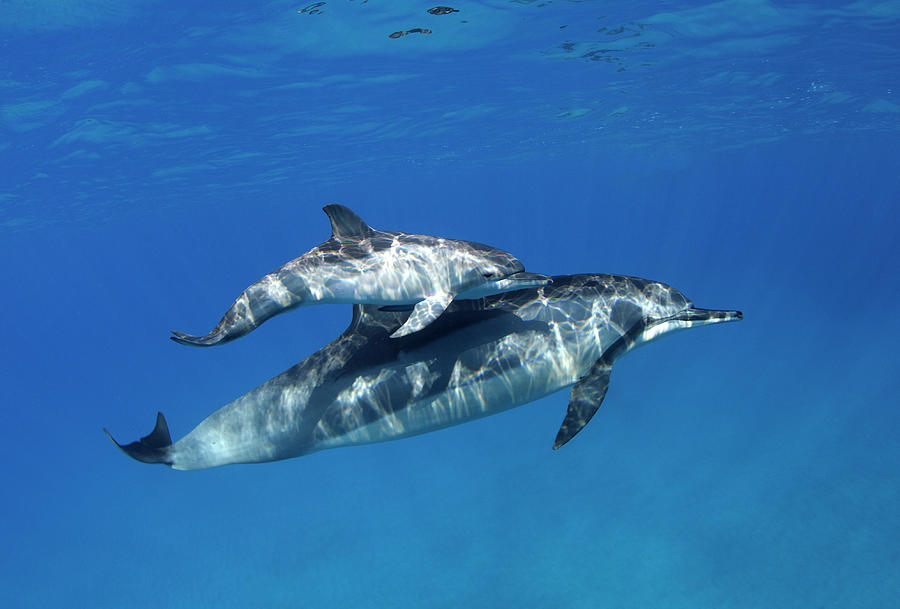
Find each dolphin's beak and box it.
[502,272,552,287]
[672,307,743,326]
[639,307,742,345]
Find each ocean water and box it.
[2,1,899,607]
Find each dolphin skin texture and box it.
[170,204,549,345]
[109,274,742,470]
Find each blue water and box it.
[2,1,899,607]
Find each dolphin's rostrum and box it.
[170,204,549,345]
[109,274,742,469]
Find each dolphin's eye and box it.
[483,272,496,279]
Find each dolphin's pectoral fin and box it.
[553,359,613,449]
[104,412,174,466]
[323,204,374,238]
[390,291,455,338]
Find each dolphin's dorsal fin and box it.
[323,204,374,238]
[553,358,613,449]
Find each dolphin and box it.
[108,274,742,469]
[170,204,549,345]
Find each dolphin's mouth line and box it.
[502,271,552,285]
[647,307,744,327]
[651,307,743,327]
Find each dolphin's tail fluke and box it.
[104,412,174,466]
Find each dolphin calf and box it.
[170,204,548,345]
[109,274,742,470]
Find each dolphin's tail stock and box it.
[171,280,304,347]
[104,412,174,466]
[170,328,229,347]
[170,291,259,347]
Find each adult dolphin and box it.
[109,274,742,469]
[170,204,548,344]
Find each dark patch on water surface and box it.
[297,1,325,15]
[427,6,459,15]
[389,28,433,39]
